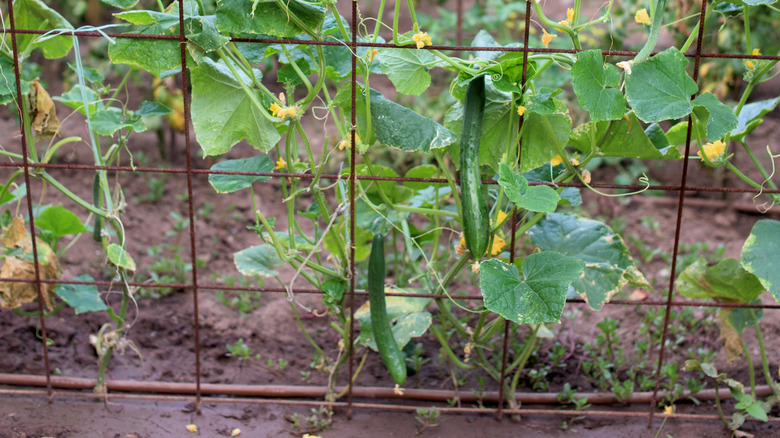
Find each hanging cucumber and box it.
[91,173,103,242]
[459,75,489,258]
[368,233,407,385]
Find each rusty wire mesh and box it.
[1,0,780,428]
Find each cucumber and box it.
[459,75,489,258]
[91,173,103,242]
[368,234,407,385]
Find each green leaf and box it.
[234,244,284,278]
[135,101,171,117]
[369,89,457,153]
[35,205,88,238]
[528,213,639,310]
[53,85,102,115]
[0,58,30,104]
[572,50,626,121]
[677,257,765,302]
[277,58,312,85]
[377,48,436,96]
[741,219,780,301]
[109,7,181,74]
[498,163,559,212]
[91,107,146,135]
[569,112,682,160]
[482,52,537,94]
[625,48,698,123]
[215,0,326,37]
[54,275,107,314]
[722,0,778,5]
[101,0,139,8]
[356,287,433,350]
[480,252,585,324]
[403,164,440,191]
[208,155,274,193]
[691,93,738,141]
[730,96,780,142]
[107,244,136,271]
[191,57,279,156]
[13,0,74,59]
[519,111,571,172]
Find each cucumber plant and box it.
[1,0,779,410]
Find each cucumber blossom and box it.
[368,234,407,385]
[459,75,489,258]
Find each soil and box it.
[3,1,780,437]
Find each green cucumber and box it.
[459,75,489,258]
[91,173,103,242]
[368,234,407,385]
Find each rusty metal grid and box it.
[1,0,779,428]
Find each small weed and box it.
[415,406,441,435]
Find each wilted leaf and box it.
[29,79,61,140]
[106,243,136,271]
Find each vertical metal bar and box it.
[496,1,534,421]
[648,0,709,427]
[346,0,359,420]
[6,0,53,403]
[177,0,202,414]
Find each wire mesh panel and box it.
[1,0,780,433]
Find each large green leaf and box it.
[445,79,519,172]
[369,90,456,153]
[13,0,73,59]
[741,219,780,301]
[730,96,780,142]
[54,275,107,314]
[191,57,279,156]
[519,111,571,172]
[625,48,698,123]
[691,93,738,141]
[377,48,436,96]
[677,257,764,302]
[215,0,326,37]
[497,163,559,213]
[35,205,88,238]
[234,244,284,278]
[355,287,433,350]
[569,112,682,160]
[208,155,274,193]
[528,213,640,310]
[572,50,626,121]
[480,252,585,324]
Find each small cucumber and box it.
[459,75,489,258]
[368,234,407,385]
[91,173,103,242]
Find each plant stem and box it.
[749,308,780,396]
[430,324,478,370]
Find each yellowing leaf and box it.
[30,79,61,140]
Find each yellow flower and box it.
[369,49,379,62]
[664,405,674,415]
[752,48,760,56]
[506,21,516,29]
[558,20,569,28]
[464,343,473,355]
[517,106,526,116]
[635,8,651,25]
[186,424,198,433]
[542,29,557,48]
[617,60,633,75]
[275,157,287,170]
[550,155,563,166]
[302,435,320,438]
[279,92,286,105]
[231,429,242,437]
[455,234,467,255]
[471,262,480,273]
[746,61,755,70]
[567,8,574,23]
[571,158,580,166]
[269,102,282,117]
[412,31,432,49]
[338,139,350,150]
[393,384,405,395]
[489,235,507,256]
[697,139,726,162]
[496,210,509,225]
